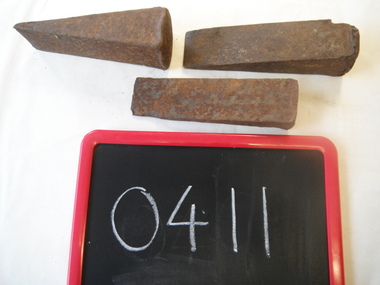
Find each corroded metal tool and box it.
[184,20,359,76]
[132,77,298,129]
[14,7,173,69]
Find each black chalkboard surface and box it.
[68,130,344,285]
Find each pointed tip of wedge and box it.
[13,22,24,32]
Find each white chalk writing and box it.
[111,187,159,252]
[167,186,209,252]
[111,185,270,256]
[262,187,270,258]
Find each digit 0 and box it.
[110,187,160,252]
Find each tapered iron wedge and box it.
[184,20,359,76]
[132,78,298,129]
[14,7,173,69]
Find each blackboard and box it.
[68,130,344,285]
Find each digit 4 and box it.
[167,185,209,252]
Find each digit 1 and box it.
[262,186,270,258]
[231,188,238,253]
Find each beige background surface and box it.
[1,0,379,284]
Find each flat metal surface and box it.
[132,78,298,129]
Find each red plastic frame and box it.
[67,130,344,285]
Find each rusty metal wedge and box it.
[14,7,173,69]
[184,20,359,76]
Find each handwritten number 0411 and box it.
[111,186,270,255]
